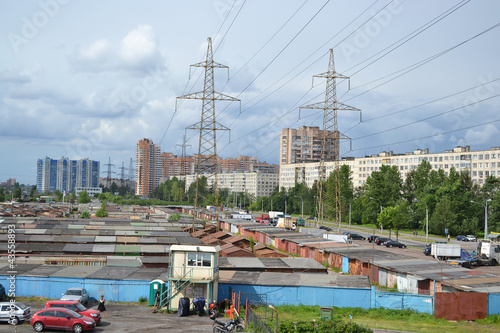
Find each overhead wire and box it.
[342,22,500,102]
[352,92,500,141]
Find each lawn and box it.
[263,305,500,333]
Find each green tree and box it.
[0,187,5,202]
[95,201,109,217]
[78,191,91,204]
[80,210,91,218]
[429,196,454,235]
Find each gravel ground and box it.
[0,300,219,333]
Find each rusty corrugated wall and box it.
[435,292,487,320]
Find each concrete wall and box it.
[0,275,149,302]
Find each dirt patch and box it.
[1,300,219,333]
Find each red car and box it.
[45,300,101,324]
[31,307,95,332]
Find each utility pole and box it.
[177,37,240,232]
[119,161,126,188]
[300,49,361,232]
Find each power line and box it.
[352,92,500,141]
[350,118,500,153]
[343,22,500,102]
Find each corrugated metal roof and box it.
[92,244,116,253]
[115,245,141,253]
[85,266,139,280]
[140,245,166,253]
[95,236,116,243]
[51,265,102,278]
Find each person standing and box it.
[98,295,107,318]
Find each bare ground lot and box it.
[0,300,218,333]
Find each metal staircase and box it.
[158,269,193,310]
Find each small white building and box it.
[75,187,102,197]
[167,245,220,311]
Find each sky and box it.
[1,0,500,185]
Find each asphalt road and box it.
[0,301,216,333]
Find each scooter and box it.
[209,300,218,319]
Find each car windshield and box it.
[66,290,82,296]
[75,303,87,311]
[66,309,82,318]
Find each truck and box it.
[231,213,253,221]
[447,240,500,269]
[277,217,296,230]
[269,211,284,219]
[431,242,462,260]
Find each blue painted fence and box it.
[0,275,150,302]
[5,274,500,316]
[219,284,434,314]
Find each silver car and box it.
[0,302,31,325]
[61,288,89,305]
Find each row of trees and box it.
[247,161,499,237]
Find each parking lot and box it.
[0,300,217,333]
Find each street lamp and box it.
[471,198,492,239]
[369,197,383,233]
[342,196,352,229]
[415,199,429,243]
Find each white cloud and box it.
[69,25,165,73]
[458,124,500,146]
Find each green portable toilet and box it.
[149,279,166,306]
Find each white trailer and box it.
[269,211,284,219]
[431,243,461,260]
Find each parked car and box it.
[367,235,377,243]
[61,288,89,305]
[347,233,366,240]
[374,237,391,245]
[466,235,477,242]
[319,225,332,231]
[31,307,95,332]
[456,235,468,241]
[296,218,305,226]
[305,216,316,221]
[385,240,407,248]
[45,300,100,323]
[0,284,5,300]
[423,246,431,256]
[0,302,31,325]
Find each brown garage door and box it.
[435,292,487,321]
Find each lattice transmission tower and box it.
[177,134,191,177]
[300,49,361,233]
[177,37,240,232]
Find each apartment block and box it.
[280,146,500,189]
[280,126,337,165]
[136,138,162,197]
[36,157,100,193]
[185,171,279,198]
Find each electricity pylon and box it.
[177,37,240,232]
[300,49,361,233]
[177,134,191,177]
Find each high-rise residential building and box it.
[280,126,337,165]
[36,157,100,193]
[136,138,162,197]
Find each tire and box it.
[236,325,244,332]
[402,246,406,249]
[389,245,393,248]
[33,322,44,332]
[9,317,19,325]
[73,324,83,333]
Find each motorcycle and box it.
[209,300,218,319]
[211,316,244,333]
